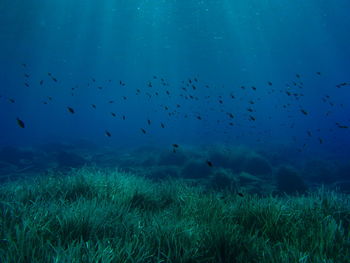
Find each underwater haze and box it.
[1,0,349,149]
[1,1,350,262]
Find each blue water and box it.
[1,0,350,163]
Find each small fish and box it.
[16,118,25,128]
[122,115,126,120]
[111,112,116,117]
[206,160,213,167]
[237,192,244,197]
[316,72,321,75]
[67,107,75,114]
[24,73,30,78]
[300,109,308,115]
[105,130,111,137]
[141,128,146,134]
[249,115,256,121]
[9,98,15,103]
[160,123,165,128]
[40,80,44,85]
[267,81,273,86]
[336,123,348,129]
[251,86,257,91]
[91,104,96,109]
[147,119,151,125]
[172,144,179,148]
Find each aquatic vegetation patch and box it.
[0,167,349,262]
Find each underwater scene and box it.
[1,0,350,262]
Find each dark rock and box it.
[147,166,179,181]
[303,160,335,184]
[182,160,212,179]
[276,166,307,194]
[158,151,187,166]
[210,171,236,191]
[243,155,272,176]
[55,151,87,168]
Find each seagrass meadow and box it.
[1,0,350,262]
[0,166,349,263]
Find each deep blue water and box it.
[1,0,350,164]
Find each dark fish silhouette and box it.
[206,160,213,167]
[336,123,348,129]
[105,130,111,137]
[300,109,308,115]
[67,107,75,114]
[16,118,25,128]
